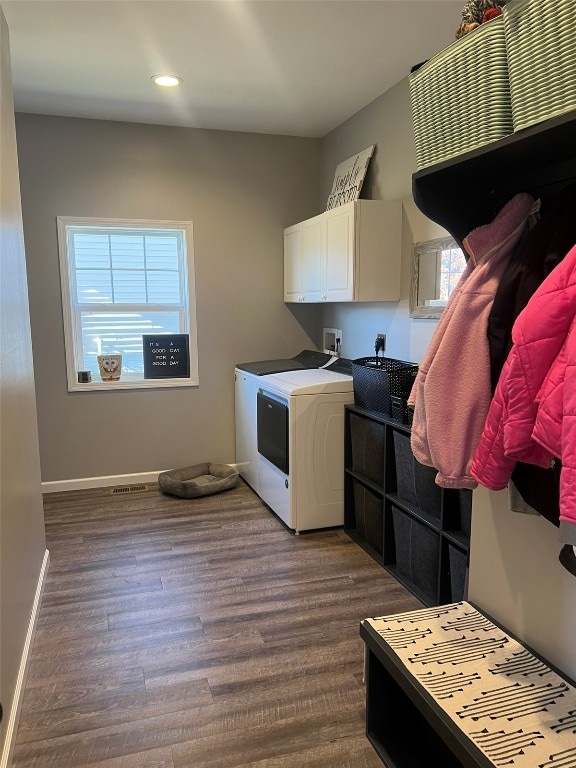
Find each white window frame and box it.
[57,216,199,392]
[410,236,465,319]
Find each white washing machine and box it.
[255,360,353,532]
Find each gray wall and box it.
[15,114,321,482]
[469,489,576,680]
[319,78,447,363]
[0,8,47,756]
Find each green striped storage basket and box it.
[503,0,576,131]
[409,17,513,170]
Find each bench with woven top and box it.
[361,602,576,768]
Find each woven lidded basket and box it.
[351,357,418,416]
[409,17,512,170]
[503,0,576,132]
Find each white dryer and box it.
[234,350,333,494]
[234,349,336,493]
[255,361,353,533]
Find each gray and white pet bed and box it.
[158,462,239,498]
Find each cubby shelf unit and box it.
[344,404,472,607]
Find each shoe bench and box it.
[360,602,576,768]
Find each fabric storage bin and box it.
[349,412,385,486]
[448,543,468,602]
[407,406,414,426]
[459,489,472,539]
[352,357,418,416]
[409,17,512,170]
[393,431,418,508]
[392,506,439,601]
[390,395,409,423]
[414,460,441,520]
[503,0,576,131]
[352,480,384,556]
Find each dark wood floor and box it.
[13,480,421,767]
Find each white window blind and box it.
[57,217,198,391]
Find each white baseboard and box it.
[1,549,49,768]
[41,470,163,493]
[41,465,240,494]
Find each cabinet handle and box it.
[322,294,327,300]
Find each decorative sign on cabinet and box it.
[325,145,375,211]
[284,199,401,303]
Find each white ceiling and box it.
[2,0,463,138]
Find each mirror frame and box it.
[410,236,461,319]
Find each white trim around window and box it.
[57,216,199,392]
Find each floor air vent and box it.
[110,484,147,495]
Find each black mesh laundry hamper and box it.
[352,357,418,416]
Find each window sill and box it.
[69,377,198,392]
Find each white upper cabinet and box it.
[283,200,401,303]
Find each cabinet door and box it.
[325,203,355,301]
[302,216,325,302]
[283,223,303,302]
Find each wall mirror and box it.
[410,236,466,319]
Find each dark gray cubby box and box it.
[344,404,472,606]
[448,543,468,602]
[392,431,418,508]
[393,431,442,518]
[349,412,386,487]
[352,480,384,557]
[392,504,439,604]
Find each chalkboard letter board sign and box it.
[143,335,190,379]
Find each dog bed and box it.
[158,462,239,498]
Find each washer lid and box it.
[259,368,353,395]
[235,349,332,375]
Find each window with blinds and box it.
[57,217,198,390]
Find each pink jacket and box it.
[471,244,576,545]
[408,193,536,488]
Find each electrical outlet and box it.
[323,327,342,356]
[375,333,386,354]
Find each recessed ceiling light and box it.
[151,74,182,87]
